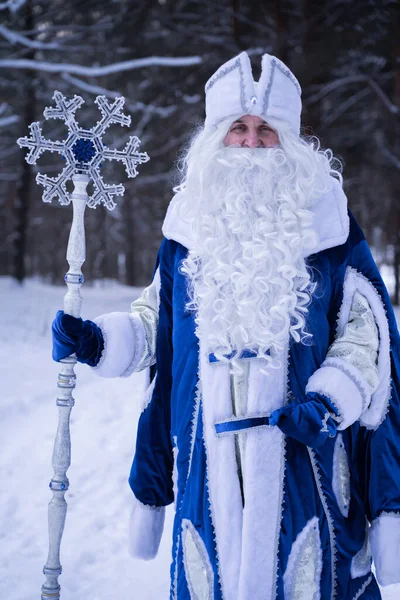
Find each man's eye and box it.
[232,125,245,132]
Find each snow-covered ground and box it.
[1,276,399,599]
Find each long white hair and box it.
[175,117,343,373]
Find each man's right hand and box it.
[51,310,104,367]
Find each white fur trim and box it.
[162,178,349,259]
[92,311,145,378]
[306,364,364,430]
[199,339,243,599]
[128,496,165,561]
[370,513,400,586]
[237,348,288,600]
[199,338,288,600]
[283,516,323,600]
[336,267,391,429]
[310,178,349,255]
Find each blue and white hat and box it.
[204,52,302,136]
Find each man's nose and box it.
[242,131,263,148]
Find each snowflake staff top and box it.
[17,90,150,210]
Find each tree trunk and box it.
[391,2,400,304]
[14,0,35,283]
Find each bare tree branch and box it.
[0,0,25,12]
[378,140,400,170]
[323,86,371,127]
[306,72,398,116]
[0,55,202,76]
[61,73,177,118]
[0,114,19,128]
[0,24,64,50]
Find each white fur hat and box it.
[204,52,302,135]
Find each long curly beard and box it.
[178,143,329,373]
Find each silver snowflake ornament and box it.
[17,90,150,210]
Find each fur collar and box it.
[162,176,349,258]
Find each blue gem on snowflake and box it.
[17,91,150,211]
[72,138,96,164]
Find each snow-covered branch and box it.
[133,170,174,187]
[0,24,64,50]
[306,72,399,116]
[323,86,371,127]
[0,55,202,76]
[0,114,19,128]
[0,0,25,12]
[61,73,177,118]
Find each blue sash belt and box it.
[214,414,271,436]
[208,348,270,363]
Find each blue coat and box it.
[109,183,400,600]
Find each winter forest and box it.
[2,1,400,600]
[1,0,399,291]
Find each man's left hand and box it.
[269,392,341,449]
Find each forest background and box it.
[1,0,399,298]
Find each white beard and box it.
[178,144,327,373]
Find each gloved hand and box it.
[52,310,104,367]
[269,392,341,449]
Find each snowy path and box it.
[0,278,399,599]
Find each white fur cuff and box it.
[305,361,367,430]
[370,513,400,586]
[128,496,166,561]
[92,312,145,378]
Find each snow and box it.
[1,276,400,599]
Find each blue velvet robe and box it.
[128,210,400,600]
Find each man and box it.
[52,52,400,599]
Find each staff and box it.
[17,91,149,599]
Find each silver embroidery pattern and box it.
[182,519,214,600]
[308,448,338,600]
[130,267,160,372]
[283,516,322,600]
[205,58,247,114]
[352,574,373,600]
[327,290,379,398]
[198,332,224,596]
[336,266,392,429]
[187,374,202,485]
[332,434,351,518]
[274,58,302,96]
[271,339,290,599]
[320,412,331,434]
[262,60,277,114]
[205,58,240,91]
[173,435,179,510]
[351,525,372,579]
[262,58,301,115]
